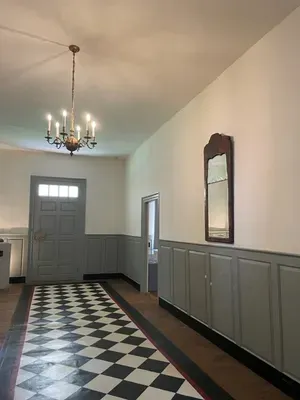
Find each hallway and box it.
[0,281,292,400]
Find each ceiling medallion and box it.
[45,45,97,156]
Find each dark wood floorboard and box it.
[108,280,291,400]
[0,280,292,400]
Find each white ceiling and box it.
[0,0,299,157]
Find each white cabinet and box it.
[0,243,11,289]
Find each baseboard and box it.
[121,274,140,291]
[83,273,123,281]
[159,297,300,400]
[83,273,140,291]
[9,276,26,284]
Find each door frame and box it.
[140,193,160,293]
[27,175,87,283]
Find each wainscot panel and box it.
[0,232,28,278]
[85,235,124,275]
[124,236,142,285]
[157,239,300,398]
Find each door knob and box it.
[34,230,47,241]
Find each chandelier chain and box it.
[70,51,76,134]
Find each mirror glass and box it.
[207,154,229,239]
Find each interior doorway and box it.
[141,193,160,295]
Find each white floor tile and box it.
[16,369,36,385]
[162,364,184,378]
[85,374,121,393]
[44,315,63,322]
[100,324,121,333]
[14,386,35,400]
[125,369,158,385]
[117,354,146,368]
[73,327,96,336]
[177,381,203,398]
[24,332,39,342]
[104,333,127,343]
[119,315,131,321]
[40,381,80,400]
[132,330,146,339]
[76,346,106,358]
[22,343,39,353]
[91,310,109,317]
[42,339,70,350]
[137,387,174,400]
[75,336,99,347]
[19,355,36,367]
[95,317,116,325]
[80,359,112,374]
[70,319,90,327]
[109,343,136,354]
[41,364,75,380]
[43,329,68,339]
[139,340,156,349]
[45,322,65,330]
[41,351,71,363]
[149,350,168,362]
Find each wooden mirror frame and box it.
[204,133,234,244]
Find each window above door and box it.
[38,184,79,198]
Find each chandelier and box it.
[45,45,97,156]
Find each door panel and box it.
[29,177,86,283]
[59,215,76,234]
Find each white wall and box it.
[125,7,300,254]
[0,150,125,234]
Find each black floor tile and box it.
[139,359,169,373]
[110,380,147,400]
[61,354,91,368]
[130,347,156,358]
[96,350,125,363]
[63,343,86,354]
[19,375,54,392]
[27,336,54,346]
[102,364,134,379]
[65,387,105,399]
[59,332,83,341]
[22,360,56,375]
[111,319,130,327]
[89,330,110,339]
[123,336,146,346]
[81,315,100,322]
[116,327,137,335]
[64,369,98,386]
[85,322,105,330]
[23,347,53,358]
[151,374,185,393]
[29,394,54,400]
[172,395,202,400]
[92,339,116,349]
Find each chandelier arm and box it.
[85,141,97,150]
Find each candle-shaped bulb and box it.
[76,125,81,140]
[62,110,67,131]
[86,114,91,134]
[47,114,52,133]
[91,121,96,139]
[55,122,60,137]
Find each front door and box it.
[28,176,86,283]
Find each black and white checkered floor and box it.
[14,283,204,400]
